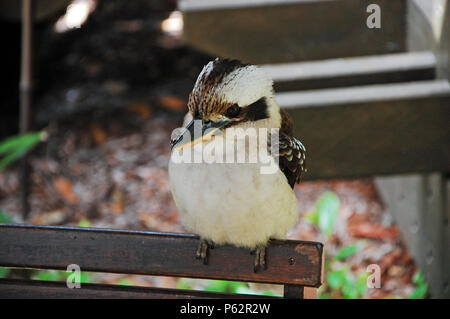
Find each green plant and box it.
[305,191,340,237]
[0,131,48,224]
[34,269,90,283]
[78,218,91,228]
[177,279,277,296]
[0,131,48,172]
[324,265,368,299]
[409,271,428,299]
[0,130,48,238]
[306,191,368,299]
[0,209,14,223]
[0,267,9,279]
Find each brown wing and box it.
[270,109,307,188]
[276,133,307,188]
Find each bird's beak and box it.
[172,119,230,150]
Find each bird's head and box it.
[172,58,281,150]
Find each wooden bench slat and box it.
[0,278,278,299]
[260,52,437,92]
[180,0,406,64]
[262,51,436,81]
[282,89,450,180]
[0,224,323,286]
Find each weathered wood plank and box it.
[0,278,277,299]
[261,52,436,92]
[0,224,323,286]
[180,0,406,64]
[281,82,450,180]
[277,80,450,107]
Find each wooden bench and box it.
[0,224,323,298]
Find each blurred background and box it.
[0,0,448,298]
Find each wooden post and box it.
[375,174,450,298]
[19,0,34,220]
[283,284,304,299]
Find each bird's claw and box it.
[252,245,267,273]
[196,239,214,265]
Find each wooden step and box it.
[277,80,450,180]
[261,51,437,91]
[179,0,407,64]
[277,79,450,107]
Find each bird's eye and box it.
[225,104,240,118]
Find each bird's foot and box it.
[196,239,214,265]
[251,245,267,273]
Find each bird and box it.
[168,58,306,272]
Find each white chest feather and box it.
[168,138,299,248]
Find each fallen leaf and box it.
[347,222,398,241]
[54,177,79,204]
[32,210,66,225]
[128,101,152,119]
[110,188,125,214]
[90,124,107,145]
[158,95,185,111]
[103,80,128,95]
[388,265,404,277]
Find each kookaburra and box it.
[168,58,306,272]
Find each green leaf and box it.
[0,131,46,172]
[227,281,248,294]
[335,243,359,261]
[356,272,369,296]
[314,192,340,237]
[409,283,428,299]
[261,291,277,297]
[0,209,14,223]
[341,271,359,299]
[0,132,41,154]
[117,279,132,286]
[235,286,258,295]
[412,271,424,285]
[176,279,192,290]
[203,280,248,294]
[78,218,91,228]
[0,267,10,278]
[35,270,66,281]
[410,271,428,299]
[203,280,229,292]
[327,269,347,290]
[0,150,25,171]
[342,283,359,299]
[79,272,90,283]
[304,210,319,226]
[318,292,331,299]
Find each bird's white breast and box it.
[168,137,299,248]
